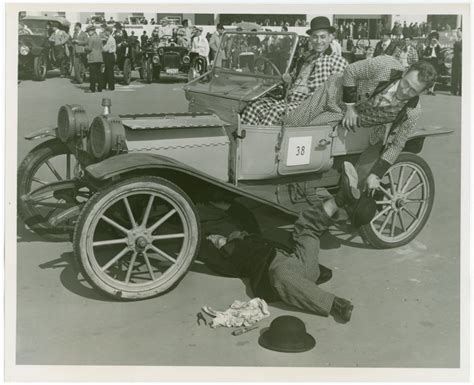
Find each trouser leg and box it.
[355,141,384,189]
[268,201,336,315]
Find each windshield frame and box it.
[211,31,299,79]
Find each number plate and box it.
[286,136,312,166]
[166,68,179,74]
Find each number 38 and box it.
[296,145,305,156]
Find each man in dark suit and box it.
[451,29,462,96]
[85,25,103,92]
[373,29,397,57]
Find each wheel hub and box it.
[135,236,148,250]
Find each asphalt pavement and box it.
[15,72,461,367]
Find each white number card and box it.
[286,136,312,166]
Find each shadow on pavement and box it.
[39,251,113,302]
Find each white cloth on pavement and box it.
[202,298,270,328]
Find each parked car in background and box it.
[18,16,73,81]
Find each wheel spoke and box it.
[93,238,128,247]
[141,195,155,227]
[390,211,396,237]
[401,169,416,193]
[371,205,391,223]
[101,247,130,272]
[123,197,137,229]
[66,154,71,179]
[397,165,405,193]
[148,244,177,264]
[405,182,423,197]
[45,160,63,181]
[101,214,130,234]
[378,185,393,200]
[375,200,392,205]
[152,233,185,241]
[142,252,156,280]
[378,209,392,235]
[32,176,48,185]
[148,209,177,233]
[405,199,426,204]
[388,171,396,195]
[398,211,407,233]
[401,206,418,220]
[125,252,138,283]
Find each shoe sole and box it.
[343,162,361,200]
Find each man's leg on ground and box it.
[355,141,384,189]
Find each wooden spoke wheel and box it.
[73,176,201,300]
[17,139,89,241]
[360,153,435,248]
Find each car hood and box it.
[19,34,47,48]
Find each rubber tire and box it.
[73,176,201,301]
[122,58,132,85]
[33,55,47,81]
[359,153,435,249]
[153,65,160,82]
[146,57,153,83]
[17,138,74,241]
[74,58,85,84]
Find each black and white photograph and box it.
[4,1,471,382]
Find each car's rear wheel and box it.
[33,55,47,81]
[73,176,201,300]
[17,139,89,241]
[122,58,132,85]
[74,57,86,84]
[146,57,153,83]
[359,153,435,248]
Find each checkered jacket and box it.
[342,55,421,176]
[240,49,347,125]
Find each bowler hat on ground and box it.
[348,191,378,228]
[306,16,335,35]
[258,316,316,353]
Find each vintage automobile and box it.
[18,31,452,300]
[140,34,205,83]
[18,16,73,81]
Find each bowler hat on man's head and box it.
[85,25,96,33]
[258,316,316,353]
[306,16,335,35]
[382,28,392,37]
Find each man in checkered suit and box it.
[284,56,438,191]
[240,17,347,126]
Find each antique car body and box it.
[18,31,453,300]
[18,16,72,81]
[140,35,197,82]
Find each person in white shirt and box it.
[102,27,116,91]
[159,18,174,38]
[330,32,342,56]
[191,26,210,63]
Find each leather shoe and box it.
[335,161,360,208]
[330,296,354,323]
[315,264,332,285]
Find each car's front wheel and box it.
[33,55,47,81]
[73,57,86,84]
[73,176,201,300]
[359,153,435,248]
[146,57,154,83]
[122,58,132,85]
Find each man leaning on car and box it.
[240,16,347,126]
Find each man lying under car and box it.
[204,162,375,323]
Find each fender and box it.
[24,126,57,140]
[85,153,299,218]
[407,125,453,140]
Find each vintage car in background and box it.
[18,16,72,81]
[140,35,205,83]
[18,31,452,301]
